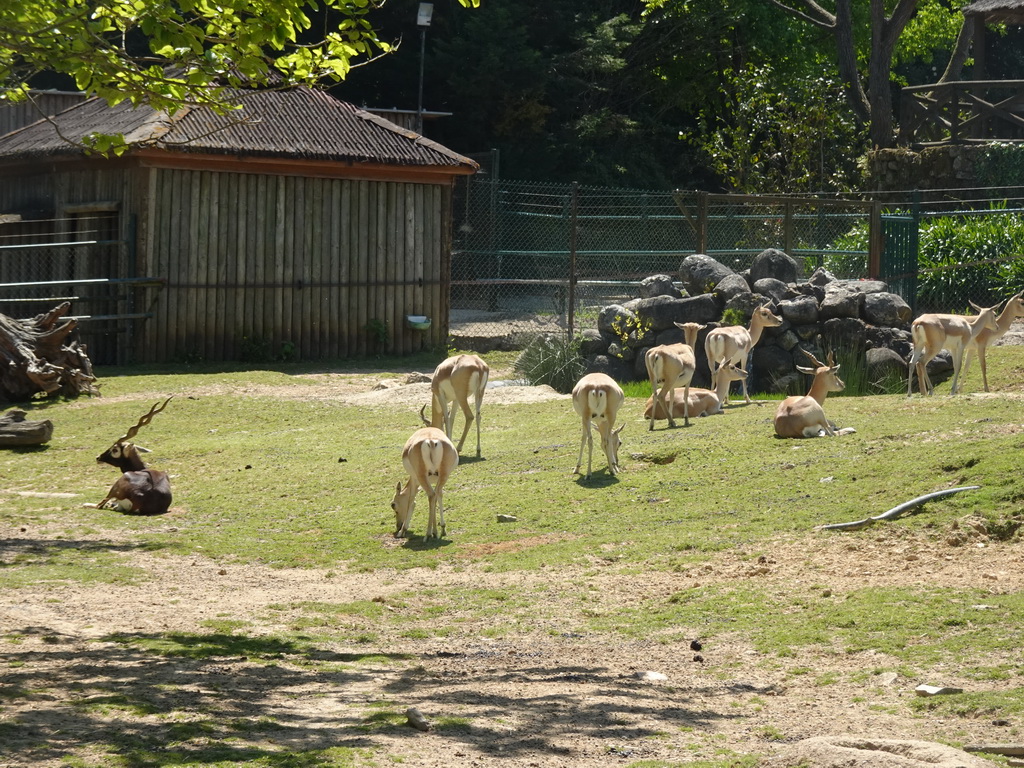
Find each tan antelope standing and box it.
[704,303,783,404]
[571,372,624,478]
[773,351,855,438]
[963,291,1024,392]
[91,398,173,515]
[645,322,703,430]
[907,302,1000,397]
[643,361,748,420]
[391,427,459,539]
[421,354,489,457]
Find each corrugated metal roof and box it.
[0,87,477,170]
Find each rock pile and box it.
[580,248,949,393]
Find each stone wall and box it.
[580,249,952,394]
[868,145,987,191]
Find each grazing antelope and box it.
[774,351,855,438]
[645,322,702,430]
[92,398,173,515]
[392,427,459,539]
[571,373,625,479]
[643,361,748,420]
[907,301,1000,397]
[704,303,783,404]
[963,291,1024,392]
[421,354,489,457]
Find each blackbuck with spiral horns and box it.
[92,398,173,514]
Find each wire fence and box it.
[450,178,1024,349]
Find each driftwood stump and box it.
[0,302,99,402]
[0,410,53,446]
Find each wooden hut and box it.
[0,87,478,363]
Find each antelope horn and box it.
[800,348,826,368]
[419,404,431,427]
[118,397,172,444]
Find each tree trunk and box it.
[0,409,54,446]
[0,302,100,402]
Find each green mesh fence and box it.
[450,180,874,347]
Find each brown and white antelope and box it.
[392,426,459,539]
[704,303,782,404]
[907,301,1000,397]
[773,350,854,438]
[963,291,1024,392]
[92,397,173,515]
[643,361,747,420]
[571,372,624,478]
[421,354,489,457]
[645,322,702,430]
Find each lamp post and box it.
[416,3,433,135]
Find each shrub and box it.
[514,333,586,394]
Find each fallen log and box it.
[0,409,53,446]
[0,302,99,402]
[817,486,981,531]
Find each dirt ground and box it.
[3,332,1024,767]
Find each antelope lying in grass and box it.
[963,291,1024,392]
[645,322,702,430]
[91,398,173,515]
[773,351,854,438]
[643,361,747,420]
[421,354,489,457]
[704,303,782,404]
[392,427,458,539]
[907,301,1000,396]
[571,372,624,478]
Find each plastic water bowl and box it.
[406,315,431,330]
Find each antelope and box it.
[392,426,459,539]
[704,303,783,404]
[420,354,489,457]
[571,372,625,479]
[645,322,702,430]
[92,398,173,515]
[907,301,1000,397]
[963,292,1024,392]
[774,350,855,438]
[643,361,748,420]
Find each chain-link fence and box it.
[0,213,136,364]
[451,179,874,347]
[451,178,1024,350]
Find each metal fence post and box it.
[568,181,579,337]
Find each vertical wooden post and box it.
[868,200,882,279]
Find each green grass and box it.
[3,345,1024,766]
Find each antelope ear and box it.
[969,300,983,312]
[396,482,402,493]
[134,444,152,454]
[831,365,841,372]
[613,424,624,435]
[796,365,816,374]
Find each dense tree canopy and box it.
[0,0,475,152]
[0,0,1005,192]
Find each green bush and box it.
[825,207,1024,312]
[514,333,586,393]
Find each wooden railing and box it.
[899,80,1024,146]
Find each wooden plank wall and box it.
[140,168,449,362]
